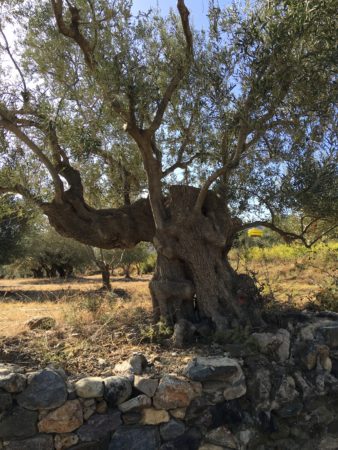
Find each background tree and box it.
[86,246,124,290]
[120,243,150,279]
[0,0,336,336]
[8,226,90,278]
[0,197,30,267]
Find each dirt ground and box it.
[0,274,201,376]
[0,260,335,376]
[0,275,151,336]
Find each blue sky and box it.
[132,0,232,29]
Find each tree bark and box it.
[150,186,263,335]
[42,191,155,249]
[101,265,111,291]
[123,265,132,280]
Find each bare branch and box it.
[177,0,193,57]
[51,0,95,69]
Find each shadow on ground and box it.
[12,276,98,286]
[0,289,100,302]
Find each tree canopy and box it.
[0,0,337,331]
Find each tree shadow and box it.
[15,276,99,286]
[0,289,93,302]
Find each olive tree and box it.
[0,0,336,335]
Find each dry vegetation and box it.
[0,243,337,375]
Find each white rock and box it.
[74,377,104,398]
[134,376,159,397]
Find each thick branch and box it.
[148,0,193,134]
[51,0,95,69]
[177,0,193,57]
[162,153,200,178]
[194,123,248,212]
[43,194,155,248]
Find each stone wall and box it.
[0,312,338,450]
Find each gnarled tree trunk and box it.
[150,187,263,336]
[41,183,262,336]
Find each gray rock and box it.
[134,376,159,397]
[293,371,312,398]
[75,377,104,398]
[109,425,161,450]
[153,375,201,409]
[0,406,37,439]
[0,373,26,393]
[319,325,338,349]
[122,412,142,425]
[0,391,12,412]
[251,329,290,362]
[77,412,121,442]
[237,429,255,446]
[184,397,213,429]
[114,353,148,376]
[68,442,109,450]
[198,444,225,450]
[205,426,238,448]
[184,356,241,382]
[3,434,53,450]
[310,406,334,425]
[247,368,271,411]
[319,436,338,449]
[274,375,298,406]
[223,378,246,400]
[270,417,290,440]
[104,376,132,406]
[0,364,24,375]
[328,419,338,433]
[271,438,299,450]
[330,352,338,377]
[118,394,151,413]
[54,433,79,450]
[17,369,67,410]
[160,419,185,441]
[275,400,303,418]
[162,427,202,450]
[188,356,247,402]
[296,341,330,371]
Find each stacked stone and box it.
[0,318,337,449]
